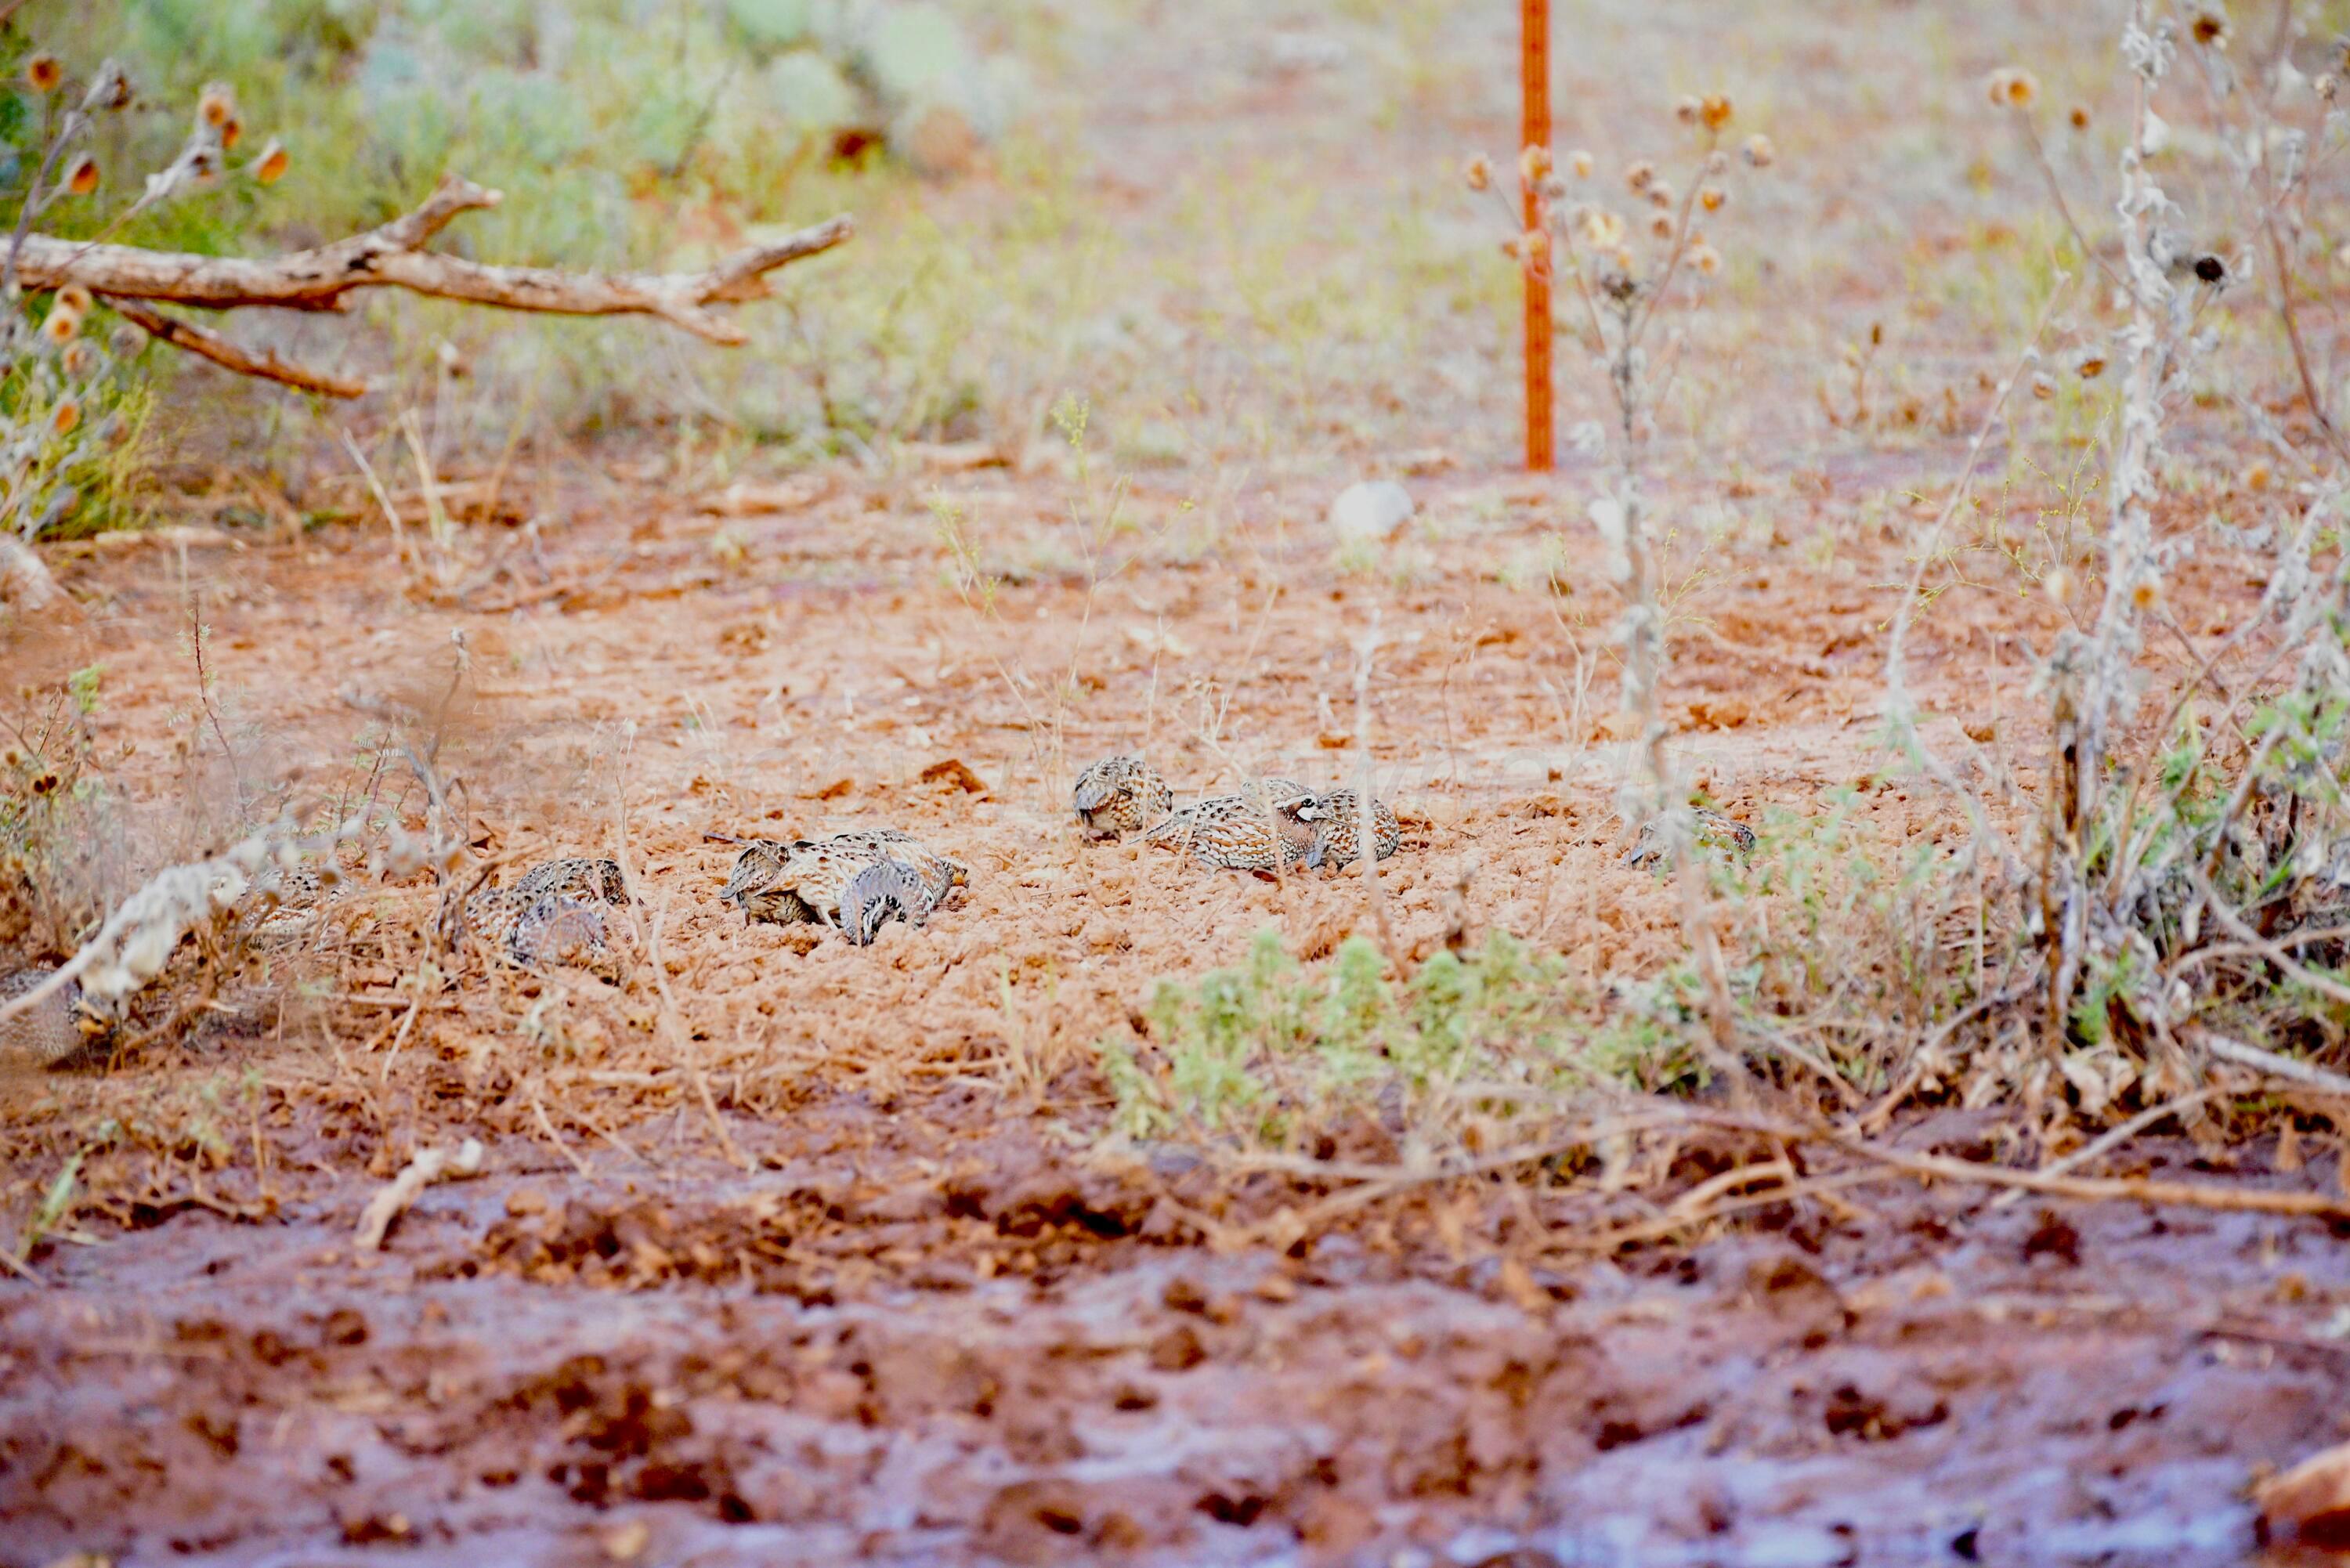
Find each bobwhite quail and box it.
[1622,807,1756,869]
[827,829,968,912]
[718,840,816,924]
[840,858,933,945]
[1072,755,1175,840]
[464,884,624,979]
[1144,779,1318,872]
[209,863,344,945]
[1298,789,1402,871]
[513,856,629,907]
[722,829,966,934]
[0,966,106,1067]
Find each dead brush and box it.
[1859,1,2350,1154]
[1470,92,1774,1076]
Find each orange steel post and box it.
[1521,0,1553,470]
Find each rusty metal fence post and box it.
[1522,0,1553,471]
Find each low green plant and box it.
[1103,928,1630,1152]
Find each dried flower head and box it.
[1625,160,1657,193]
[2189,10,2229,47]
[1689,241,1723,276]
[219,116,244,152]
[1578,206,1629,249]
[253,139,289,186]
[110,324,143,357]
[1518,228,1551,269]
[1647,182,1676,212]
[1742,133,1775,168]
[24,53,60,93]
[1700,94,1734,132]
[1704,149,1729,175]
[1987,68,2039,110]
[2077,355,2106,379]
[52,399,80,437]
[198,82,236,128]
[1567,148,1595,179]
[2030,373,2056,400]
[2193,255,2226,284]
[1519,145,1552,186]
[1462,153,1492,192]
[2320,74,2341,102]
[2069,105,2091,129]
[1699,185,1726,211]
[64,154,99,196]
[60,341,92,378]
[30,770,59,796]
[81,59,132,113]
[1648,211,1675,241]
[41,308,80,345]
[1675,94,1701,125]
[58,284,94,316]
[2245,461,2273,493]
[2045,569,2073,604]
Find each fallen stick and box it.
[109,298,366,398]
[1690,1109,2350,1221]
[24,176,851,345]
[1988,1088,2216,1211]
[2194,1028,2350,1097]
[353,1138,483,1252]
[20,174,851,398]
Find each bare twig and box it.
[1988,1089,2217,1209]
[24,175,852,347]
[352,1138,483,1252]
[108,298,364,399]
[338,428,410,570]
[2195,1028,2350,1098]
[185,582,248,822]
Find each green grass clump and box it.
[1102,928,1633,1152]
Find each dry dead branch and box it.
[107,298,366,398]
[23,174,851,397]
[352,1136,483,1252]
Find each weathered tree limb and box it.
[109,298,366,399]
[21,173,853,347]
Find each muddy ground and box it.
[5,1130,2346,1568]
[9,0,2350,1563]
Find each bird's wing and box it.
[1072,768,1119,812]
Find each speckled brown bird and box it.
[513,856,628,907]
[1144,779,1318,871]
[1299,790,1402,871]
[840,859,932,945]
[1622,807,1757,869]
[718,840,815,924]
[828,829,968,912]
[465,885,624,979]
[722,829,966,934]
[0,966,105,1067]
[1072,755,1175,840]
[208,862,345,945]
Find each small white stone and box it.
[1329,480,1415,544]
